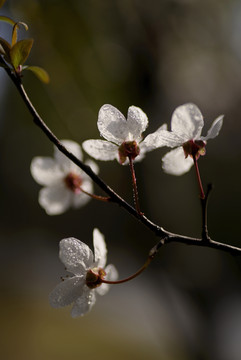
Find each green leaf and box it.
[12,21,29,46]
[0,37,11,63]
[10,38,33,69]
[0,0,6,9]
[0,16,15,25]
[23,65,50,84]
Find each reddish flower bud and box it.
[86,267,106,289]
[118,140,140,164]
[183,139,206,159]
[64,172,82,193]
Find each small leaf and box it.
[10,38,33,69]
[0,37,11,63]
[0,0,6,9]
[24,65,50,83]
[0,16,15,25]
[12,21,29,46]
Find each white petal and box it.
[82,139,118,161]
[49,276,85,308]
[142,125,181,150]
[30,157,63,186]
[171,103,204,140]
[93,228,107,268]
[96,264,118,296]
[201,115,224,141]
[39,183,71,215]
[54,139,83,173]
[97,104,129,144]
[72,179,92,209]
[162,147,194,176]
[126,106,148,142]
[59,237,94,275]
[71,288,96,317]
[105,264,118,282]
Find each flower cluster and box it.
[30,103,223,317]
[31,140,98,215]
[49,228,118,317]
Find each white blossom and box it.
[82,104,167,165]
[49,228,118,317]
[144,103,223,175]
[30,140,98,215]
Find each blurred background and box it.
[1,0,241,359]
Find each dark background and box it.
[1,0,241,359]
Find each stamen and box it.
[64,172,82,193]
[118,141,140,164]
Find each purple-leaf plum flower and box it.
[49,228,118,317]
[30,140,98,215]
[82,104,167,165]
[144,103,223,175]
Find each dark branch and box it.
[2,59,241,257]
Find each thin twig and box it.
[2,60,241,256]
[128,156,142,215]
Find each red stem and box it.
[101,256,152,285]
[193,156,205,199]
[79,186,111,202]
[128,156,142,215]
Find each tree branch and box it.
[2,59,241,257]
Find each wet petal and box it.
[82,139,117,161]
[171,103,204,141]
[126,106,148,142]
[39,183,71,215]
[162,147,194,176]
[30,157,63,186]
[71,288,96,317]
[97,104,129,144]
[96,264,118,296]
[142,125,181,150]
[201,115,224,141]
[93,228,107,268]
[54,140,83,173]
[59,237,94,275]
[49,276,85,308]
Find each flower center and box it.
[183,139,206,159]
[118,140,140,164]
[86,267,106,289]
[64,172,82,193]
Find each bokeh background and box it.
[1,0,241,359]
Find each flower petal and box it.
[82,139,117,161]
[97,104,129,144]
[96,264,118,296]
[126,106,148,142]
[59,237,94,275]
[54,140,83,173]
[162,147,194,176]
[30,157,63,186]
[72,179,92,209]
[49,276,85,308]
[71,288,96,317]
[93,228,107,268]
[142,124,181,150]
[39,183,71,215]
[171,103,204,141]
[201,115,224,141]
